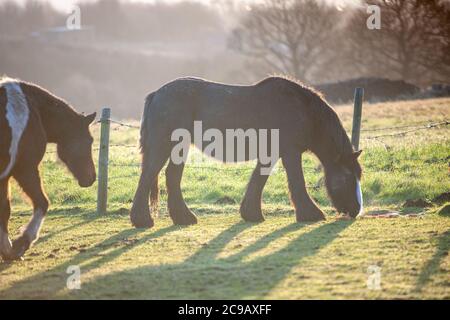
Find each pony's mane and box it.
[308,88,354,159]
[260,76,354,161]
[11,78,80,118]
[0,76,20,86]
[257,75,325,99]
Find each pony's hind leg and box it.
[130,146,170,229]
[0,179,13,261]
[166,160,197,226]
[11,168,49,259]
[240,162,270,223]
[282,152,325,222]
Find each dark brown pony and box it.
[130,77,363,229]
[0,78,96,261]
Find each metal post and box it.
[351,88,364,150]
[97,108,111,214]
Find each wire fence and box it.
[361,120,449,139]
[44,117,449,173]
[41,104,449,213]
[106,119,446,177]
[94,117,449,153]
[109,119,140,129]
[360,119,448,132]
[86,118,449,148]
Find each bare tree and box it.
[229,0,344,82]
[346,0,450,86]
[0,0,63,36]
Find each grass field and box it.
[1,97,449,299]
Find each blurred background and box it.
[0,0,449,118]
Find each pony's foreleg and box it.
[130,147,169,229]
[166,160,197,226]
[11,168,49,259]
[0,179,13,261]
[240,162,270,222]
[282,152,326,222]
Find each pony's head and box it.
[324,150,363,218]
[57,112,97,187]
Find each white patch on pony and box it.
[0,79,30,180]
[356,179,364,217]
[0,229,12,257]
[24,209,45,243]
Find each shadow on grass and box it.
[414,229,450,293]
[8,206,140,250]
[0,208,101,273]
[72,220,352,299]
[38,208,101,244]
[1,218,354,299]
[0,224,181,299]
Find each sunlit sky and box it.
[2,0,363,12]
[4,0,237,12]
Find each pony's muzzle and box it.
[79,171,96,187]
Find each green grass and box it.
[1,209,449,299]
[1,97,449,299]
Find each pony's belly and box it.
[189,120,279,164]
[195,144,260,164]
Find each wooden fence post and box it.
[351,88,364,150]
[97,107,111,215]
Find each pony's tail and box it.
[140,92,159,212]
[139,92,155,153]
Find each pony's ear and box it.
[84,112,97,125]
[353,150,363,159]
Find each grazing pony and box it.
[0,78,96,261]
[130,77,363,229]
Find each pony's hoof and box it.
[240,202,265,223]
[2,254,24,262]
[11,236,31,260]
[241,215,265,223]
[171,210,198,226]
[1,254,23,263]
[296,208,326,223]
[131,217,155,229]
[0,252,13,262]
[130,203,154,229]
[130,213,154,229]
[0,236,14,262]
